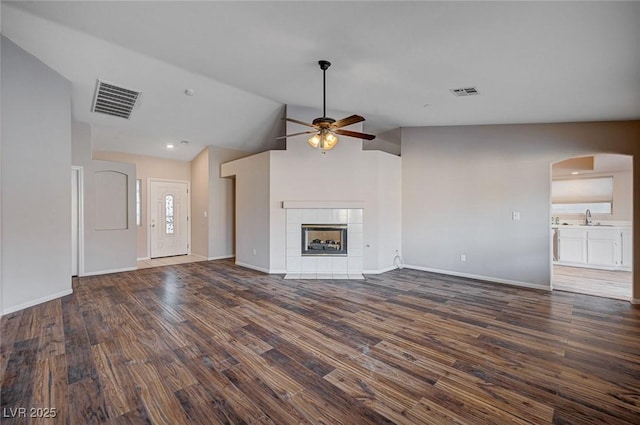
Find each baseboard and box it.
[404,265,551,291]
[81,266,137,277]
[137,256,151,261]
[208,255,235,261]
[631,298,640,305]
[235,262,286,274]
[235,261,271,274]
[2,288,73,316]
[363,265,397,275]
[555,261,630,272]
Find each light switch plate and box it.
[512,211,521,220]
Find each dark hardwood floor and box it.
[2,259,640,424]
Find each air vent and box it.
[91,79,141,119]
[450,87,479,97]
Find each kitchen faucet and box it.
[585,209,592,226]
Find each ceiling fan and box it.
[278,60,376,151]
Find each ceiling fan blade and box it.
[332,114,365,129]
[284,117,317,128]
[275,130,317,139]
[335,129,376,141]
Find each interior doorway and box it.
[550,154,633,301]
[149,179,190,258]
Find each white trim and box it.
[208,255,235,260]
[81,266,137,277]
[137,256,151,261]
[147,178,191,259]
[363,265,398,275]
[631,298,640,305]
[72,166,85,277]
[404,265,551,291]
[1,289,73,316]
[282,201,365,209]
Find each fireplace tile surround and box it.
[284,207,364,280]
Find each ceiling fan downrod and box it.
[319,60,331,119]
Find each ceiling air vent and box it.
[91,79,141,119]
[450,86,479,97]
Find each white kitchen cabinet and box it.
[558,229,587,264]
[587,239,617,267]
[586,228,619,267]
[556,226,631,270]
[621,228,633,269]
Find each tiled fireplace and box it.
[284,205,364,279]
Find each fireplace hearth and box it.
[301,224,347,256]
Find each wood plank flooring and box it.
[553,265,632,301]
[2,259,640,424]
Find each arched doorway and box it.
[550,154,633,300]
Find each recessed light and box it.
[184,88,196,96]
[166,144,175,149]
[571,171,580,175]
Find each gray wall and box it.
[190,147,210,257]
[402,122,640,297]
[208,146,247,259]
[93,150,191,259]
[190,146,247,260]
[1,13,4,312]
[1,36,72,314]
[221,152,271,271]
[72,122,137,275]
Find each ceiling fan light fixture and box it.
[322,132,338,150]
[308,134,321,148]
[281,60,375,150]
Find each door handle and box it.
[151,224,155,228]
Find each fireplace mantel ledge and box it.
[282,201,365,209]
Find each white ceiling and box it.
[3,1,640,161]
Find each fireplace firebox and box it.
[301,224,347,256]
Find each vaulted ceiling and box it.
[3,1,639,160]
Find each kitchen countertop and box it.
[552,224,631,229]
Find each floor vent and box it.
[91,79,141,119]
[450,86,480,97]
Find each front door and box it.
[149,180,189,258]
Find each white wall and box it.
[222,105,402,274]
[402,122,640,297]
[72,122,137,275]
[1,36,72,314]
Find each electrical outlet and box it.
[252,249,257,256]
[512,211,521,221]
[460,254,466,262]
